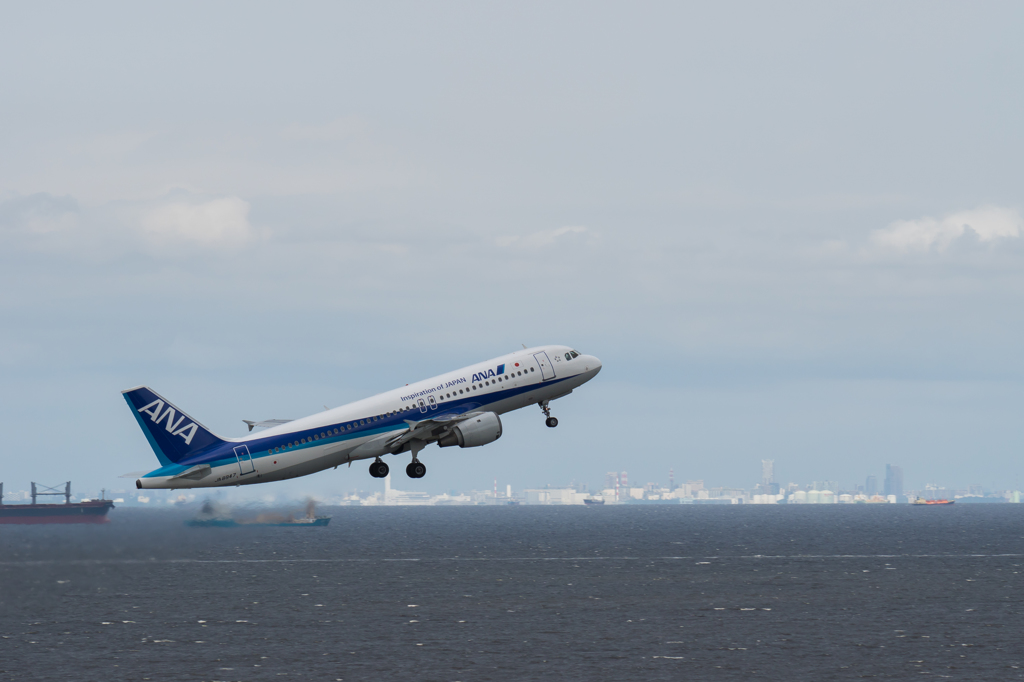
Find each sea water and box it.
[2,505,1023,680]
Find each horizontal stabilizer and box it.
[243,419,294,432]
[171,464,212,481]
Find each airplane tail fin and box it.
[122,386,225,466]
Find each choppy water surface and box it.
[2,505,1023,680]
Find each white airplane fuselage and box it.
[126,345,601,489]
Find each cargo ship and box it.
[0,482,114,524]
[913,498,955,505]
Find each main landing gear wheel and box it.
[406,461,426,479]
[545,417,558,428]
[369,460,389,478]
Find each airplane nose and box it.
[584,355,602,374]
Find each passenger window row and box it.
[271,408,407,454]
[440,367,532,399]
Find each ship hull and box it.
[0,500,114,524]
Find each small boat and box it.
[186,499,330,527]
[583,498,605,505]
[913,498,954,505]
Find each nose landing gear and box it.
[369,458,389,478]
[539,400,558,428]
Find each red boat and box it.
[0,482,115,524]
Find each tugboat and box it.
[0,482,115,524]
[186,499,330,527]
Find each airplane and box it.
[124,345,601,489]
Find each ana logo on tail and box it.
[137,400,199,445]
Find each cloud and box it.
[872,206,1022,252]
[496,225,588,249]
[140,196,254,246]
[0,193,79,234]
[282,117,367,142]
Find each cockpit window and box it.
[570,350,579,358]
[565,353,572,362]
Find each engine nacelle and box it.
[437,412,502,448]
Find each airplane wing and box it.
[328,410,486,461]
[242,419,294,432]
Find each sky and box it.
[2,2,1024,499]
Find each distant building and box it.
[884,465,903,499]
[865,475,878,496]
[760,460,779,493]
[383,474,433,505]
[605,472,628,501]
[522,488,587,505]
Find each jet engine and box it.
[437,412,502,448]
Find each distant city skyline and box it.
[5,456,1016,508]
[5,453,1013,505]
